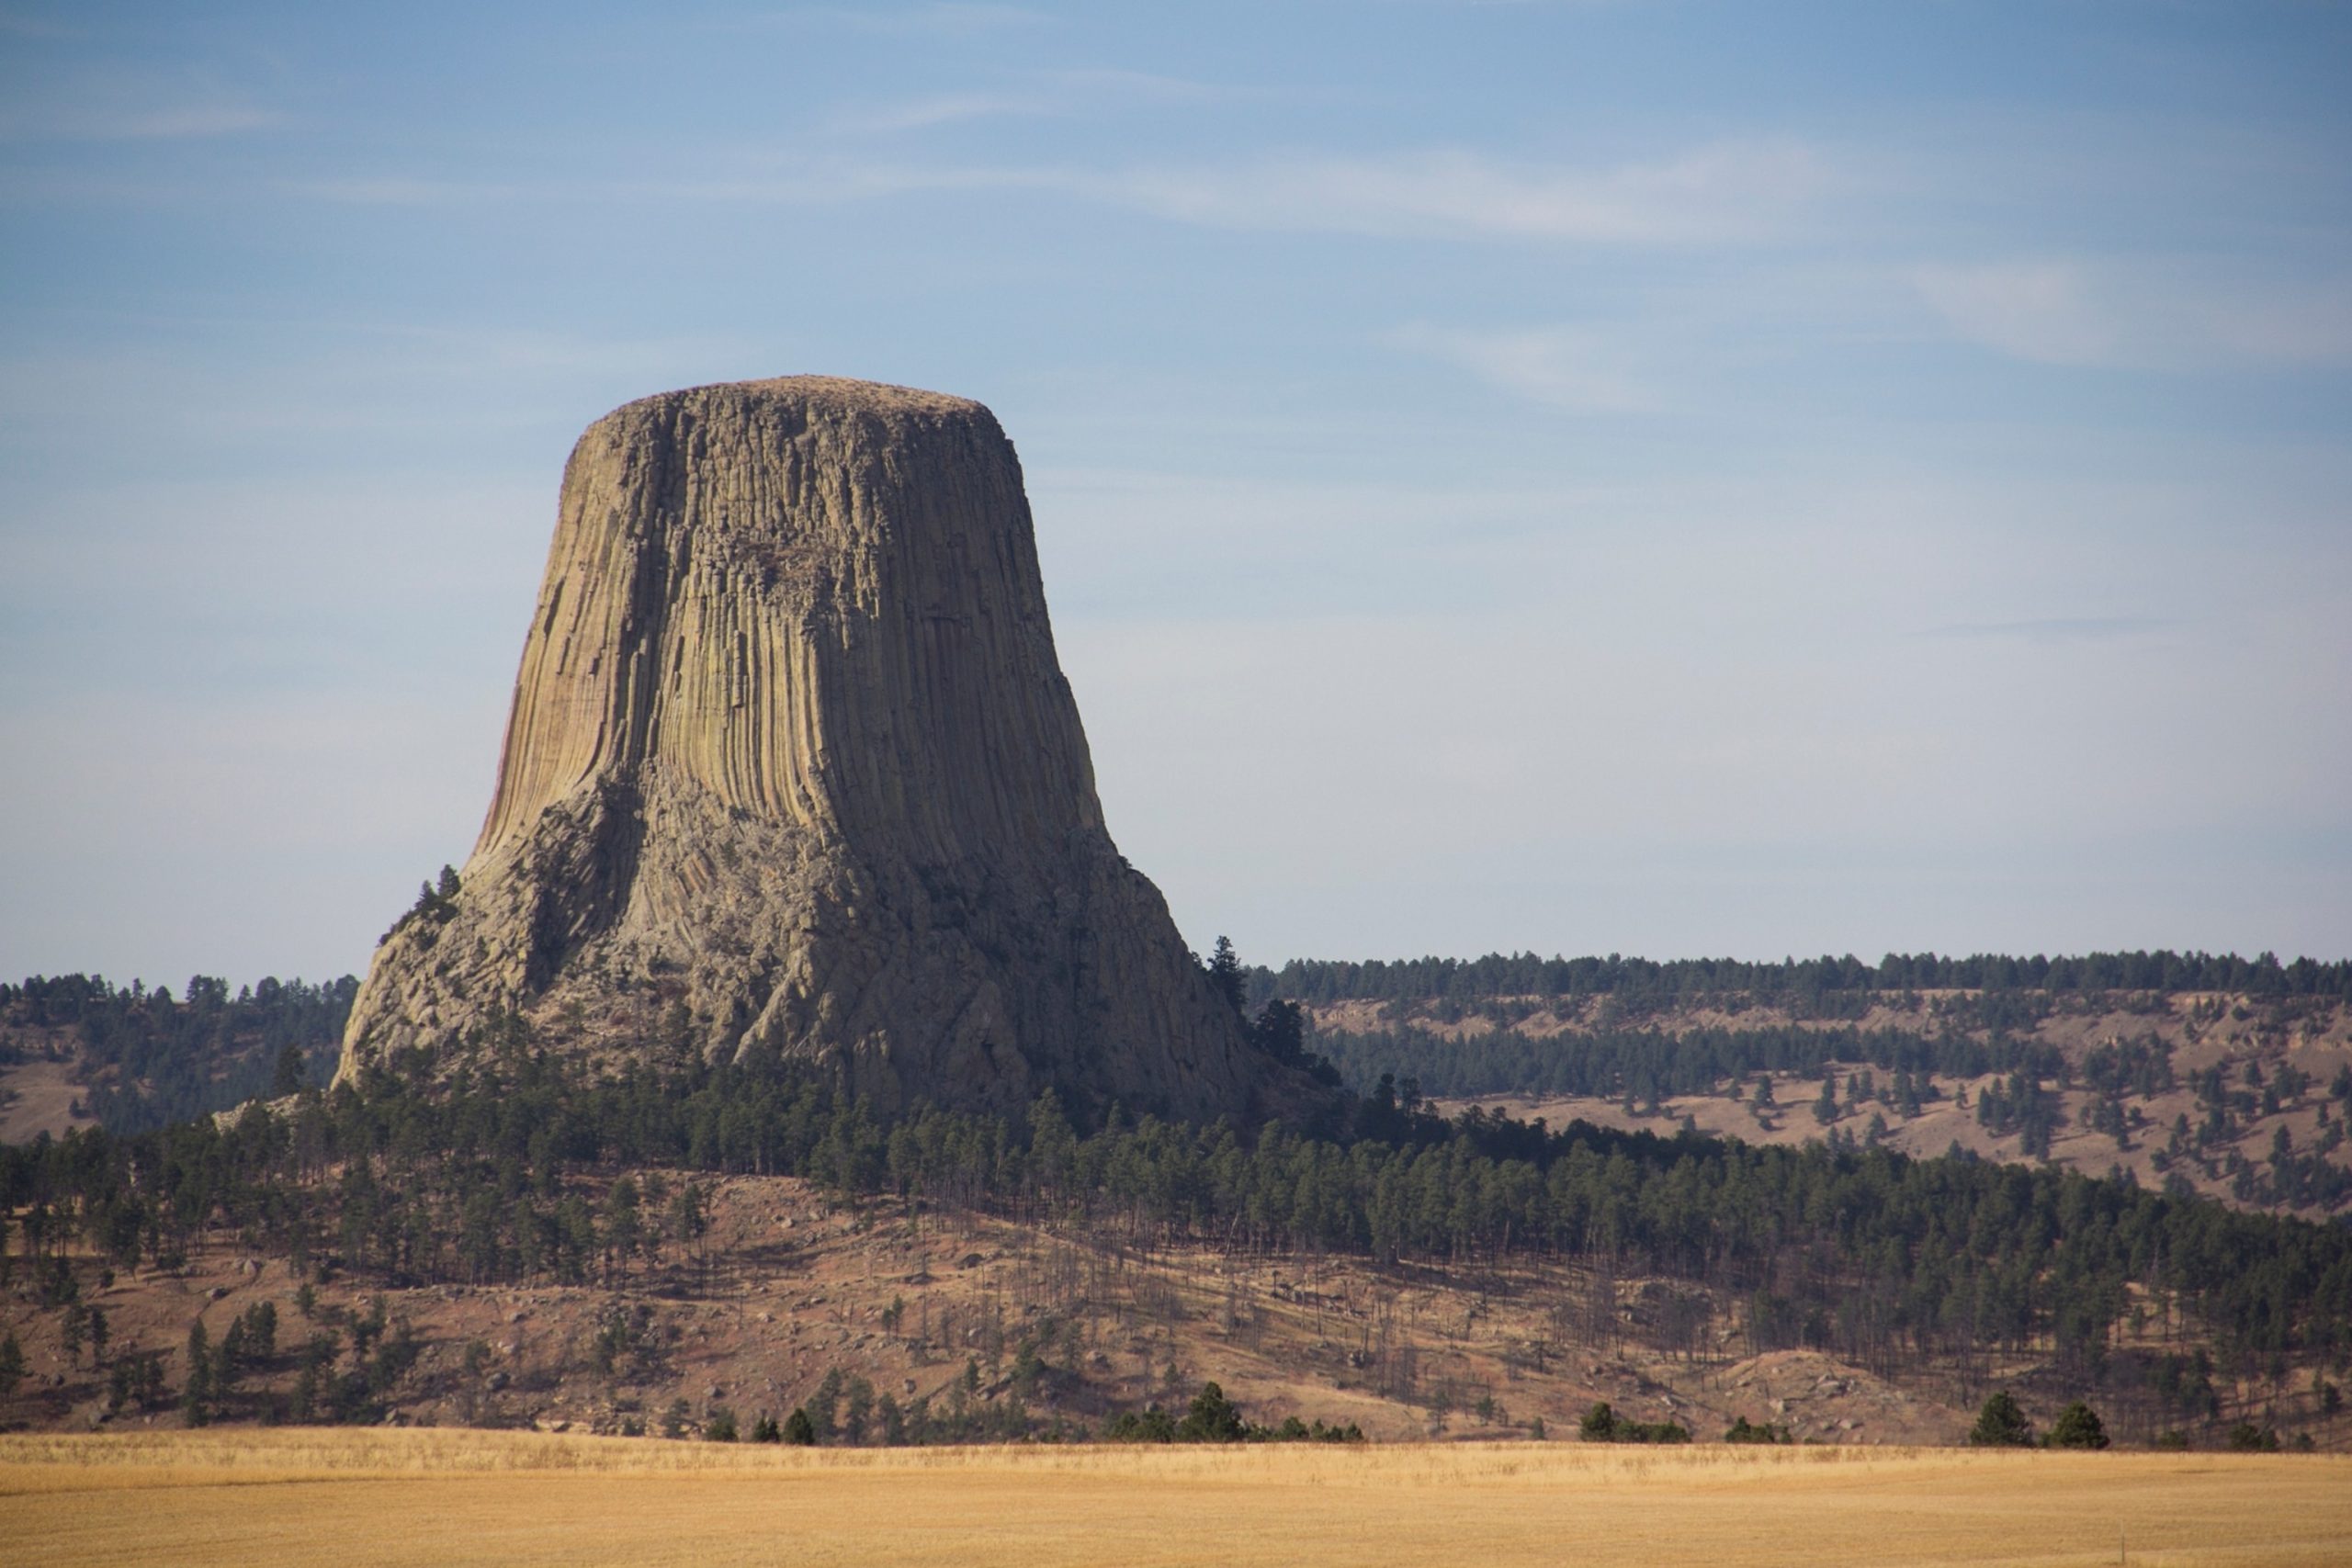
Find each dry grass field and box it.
[4,1430,2348,1567]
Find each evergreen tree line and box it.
[1249,949,2352,1009]
[1,973,356,1134]
[1310,1023,2065,1105]
[6,1035,2352,1401]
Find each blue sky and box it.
[3,1,2348,987]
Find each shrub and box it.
[1176,1382,1247,1443]
[1969,1392,2034,1448]
[1619,1418,1690,1444]
[2047,1401,2109,1450]
[1579,1401,1686,1443]
[1724,1416,1792,1444]
[1104,1407,1178,1443]
[2225,1421,2279,1452]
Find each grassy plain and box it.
[4,1430,2348,1568]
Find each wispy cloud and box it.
[1922,615,2175,644]
[820,67,1238,138]
[747,4,1046,37]
[1097,140,1831,243]
[0,71,278,142]
[1914,260,2352,370]
[822,92,1049,136]
[286,139,1831,251]
[287,163,983,208]
[1912,263,2114,366]
[2,100,277,141]
[1034,67,1225,104]
[1389,322,1660,412]
[289,176,529,207]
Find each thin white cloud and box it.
[1389,322,1661,412]
[820,65,1231,137]
[1912,262,2115,366]
[1922,615,2175,644]
[1095,140,1831,243]
[1914,260,2352,370]
[289,176,527,207]
[270,139,1815,253]
[0,67,279,142]
[823,92,1049,136]
[290,139,1831,251]
[288,160,1015,208]
[1,98,277,141]
[1034,66,1225,104]
[750,4,1046,36]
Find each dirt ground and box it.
[0,1058,96,1145]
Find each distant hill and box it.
[0,974,354,1138]
[6,947,2349,1455]
[5,1046,2350,1451]
[1245,950,2352,1217]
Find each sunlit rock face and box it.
[340,377,1291,1122]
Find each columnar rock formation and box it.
[339,377,1301,1122]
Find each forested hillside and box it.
[4,948,2347,1450]
[1243,950,2352,1218]
[0,974,355,1136]
[4,1020,2350,1449]
[1249,950,2352,1010]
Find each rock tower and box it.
[338,377,1296,1122]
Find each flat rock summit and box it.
[339,376,1303,1122]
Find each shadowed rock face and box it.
[339,377,1295,1122]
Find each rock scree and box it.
[339,375,1303,1122]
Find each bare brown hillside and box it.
[5,1171,2344,1451]
[1314,990,2352,1215]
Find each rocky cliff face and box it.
[339,377,1300,1122]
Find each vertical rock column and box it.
[339,376,1300,1124]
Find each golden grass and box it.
[5,1430,2348,1567]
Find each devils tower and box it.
[339,376,1295,1122]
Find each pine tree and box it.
[1968,1391,2033,1447]
[184,1320,214,1426]
[1206,937,1246,1017]
[1176,1382,1246,1443]
[2047,1400,2109,1450]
